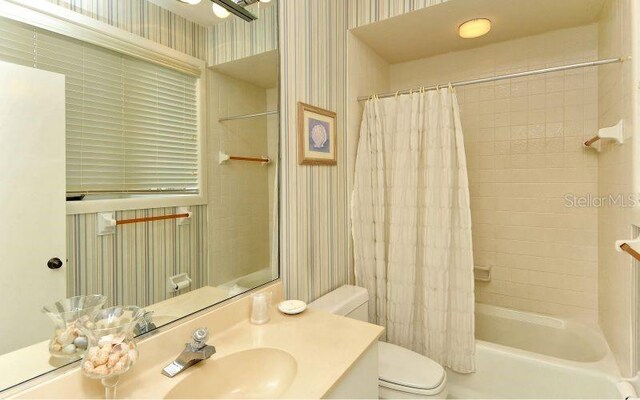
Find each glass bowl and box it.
[79,306,145,381]
[41,295,107,359]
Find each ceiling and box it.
[147,0,273,26]
[351,0,607,64]
[212,50,278,88]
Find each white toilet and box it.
[309,285,447,399]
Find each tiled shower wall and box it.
[390,24,600,322]
[206,70,273,286]
[66,206,208,308]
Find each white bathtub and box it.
[447,304,635,399]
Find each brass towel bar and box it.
[116,213,190,226]
[583,136,601,147]
[228,155,270,163]
[619,243,640,262]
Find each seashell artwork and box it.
[310,123,328,149]
[298,102,337,166]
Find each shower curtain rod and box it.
[357,57,628,102]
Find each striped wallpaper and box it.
[347,0,448,28]
[279,0,350,303]
[207,2,277,66]
[44,0,208,60]
[66,206,208,308]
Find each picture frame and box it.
[298,102,337,165]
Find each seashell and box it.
[58,330,74,346]
[93,348,110,366]
[86,346,99,360]
[93,365,108,376]
[111,360,125,374]
[310,123,328,148]
[129,342,135,350]
[52,343,62,352]
[61,344,77,355]
[107,353,120,368]
[82,361,94,373]
[74,336,88,349]
[98,335,114,348]
[112,334,125,344]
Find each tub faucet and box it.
[161,328,216,378]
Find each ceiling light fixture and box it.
[212,3,231,18]
[177,0,202,4]
[458,18,491,39]
[210,0,258,22]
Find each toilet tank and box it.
[308,285,369,322]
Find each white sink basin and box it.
[165,348,297,399]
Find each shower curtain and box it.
[351,88,475,373]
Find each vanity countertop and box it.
[13,282,384,399]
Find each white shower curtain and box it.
[351,88,475,373]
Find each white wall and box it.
[346,32,391,279]
[597,0,636,378]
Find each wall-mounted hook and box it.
[615,235,640,262]
[97,212,116,236]
[584,119,624,152]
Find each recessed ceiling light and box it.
[212,3,231,18]
[458,18,491,39]
[177,0,202,4]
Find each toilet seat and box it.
[378,341,446,396]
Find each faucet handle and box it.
[190,328,209,350]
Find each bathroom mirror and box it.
[0,0,278,392]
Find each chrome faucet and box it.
[134,310,157,336]
[161,328,216,378]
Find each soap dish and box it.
[278,300,307,315]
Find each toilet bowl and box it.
[308,285,447,399]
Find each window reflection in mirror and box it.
[0,0,278,392]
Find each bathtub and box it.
[447,304,635,399]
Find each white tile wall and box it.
[207,70,275,285]
[390,24,601,322]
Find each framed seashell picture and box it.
[298,102,337,165]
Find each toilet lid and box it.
[378,341,445,391]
